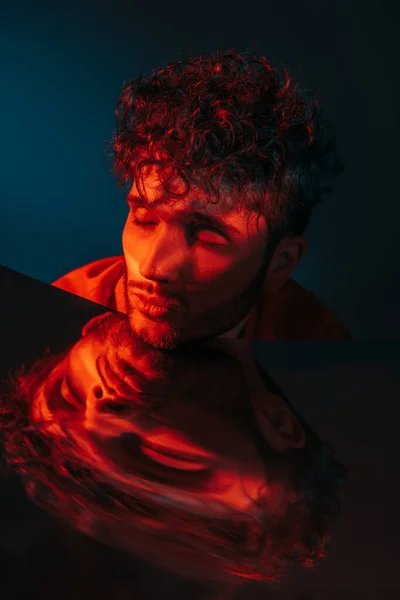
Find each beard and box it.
[122,255,270,350]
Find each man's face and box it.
[122,163,269,349]
[31,315,272,515]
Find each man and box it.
[0,311,347,589]
[53,50,351,348]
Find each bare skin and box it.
[121,162,306,349]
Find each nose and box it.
[95,394,135,417]
[91,381,163,419]
[138,226,191,284]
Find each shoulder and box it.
[51,256,124,306]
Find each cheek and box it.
[193,248,263,295]
[210,467,267,510]
[191,251,235,283]
[165,405,258,462]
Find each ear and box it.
[264,235,307,293]
[254,396,305,452]
[81,312,114,337]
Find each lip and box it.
[134,294,183,316]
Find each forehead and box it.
[129,162,266,231]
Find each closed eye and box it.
[131,214,228,248]
[191,225,228,247]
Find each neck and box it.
[217,307,254,339]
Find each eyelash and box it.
[131,217,226,248]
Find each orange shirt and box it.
[52,256,351,341]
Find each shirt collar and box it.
[217,307,254,339]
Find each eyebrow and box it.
[127,195,242,238]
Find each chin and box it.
[128,310,182,350]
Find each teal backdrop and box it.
[1,0,399,339]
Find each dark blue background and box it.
[1,0,399,339]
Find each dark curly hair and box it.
[111,49,344,244]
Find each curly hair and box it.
[0,351,348,586]
[111,49,344,243]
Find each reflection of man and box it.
[0,313,347,585]
[53,50,351,346]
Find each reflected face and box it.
[122,163,269,348]
[31,316,271,514]
[2,313,345,585]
